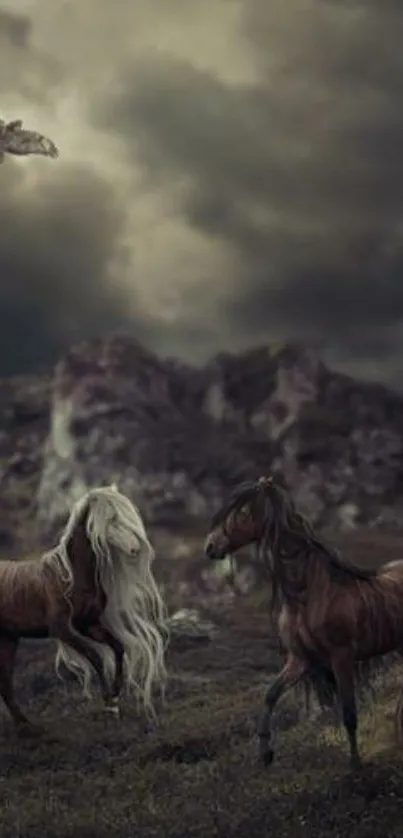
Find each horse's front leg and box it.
[330,650,361,769]
[84,622,125,717]
[257,653,308,766]
[51,616,113,705]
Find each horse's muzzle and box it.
[204,537,229,560]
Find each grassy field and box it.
[1,529,403,837]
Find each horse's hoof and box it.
[105,707,120,719]
[260,747,274,767]
[103,698,120,718]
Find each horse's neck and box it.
[66,524,99,598]
[272,529,320,602]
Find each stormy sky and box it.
[2,0,403,385]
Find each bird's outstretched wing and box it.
[0,120,59,160]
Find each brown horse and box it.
[0,484,167,736]
[204,476,403,769]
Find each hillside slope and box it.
[1,586,403,838]
[2,334,403,549]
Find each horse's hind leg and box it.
[257,653,308,766]
[0,637,41,736]
[330,650,361,770]
[84,622,124,716]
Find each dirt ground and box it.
[1,529,403,838]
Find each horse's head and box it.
[204,476,275,560]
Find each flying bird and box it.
[0,119,59,163]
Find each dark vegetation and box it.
[1,528,403,837]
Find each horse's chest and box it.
[278,606,308,652]
[278,604,336,658]
[73,583,106,621]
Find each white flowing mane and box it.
[44,484,168,715]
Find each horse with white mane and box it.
[0,484,168,736]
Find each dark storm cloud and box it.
[3,0,403,383]
[0,6,61,100]
[0,8,30,46]
[90,0,403,383]
[0,163,132,375]
[0,5,136,376]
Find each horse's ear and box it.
[110,482,119,492]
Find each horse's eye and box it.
[238,506,250,519]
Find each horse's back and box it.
[0,559,50,636]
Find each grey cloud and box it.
[0,6,62,101]
[2,0,403,384]
[0,163,133,376]
[0,8,31,47]
[90,0,403,384]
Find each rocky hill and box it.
[2,333,403,551]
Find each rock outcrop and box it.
[2,333,403,550]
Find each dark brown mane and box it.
[211,480,263,527]
[215,479,376,583]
